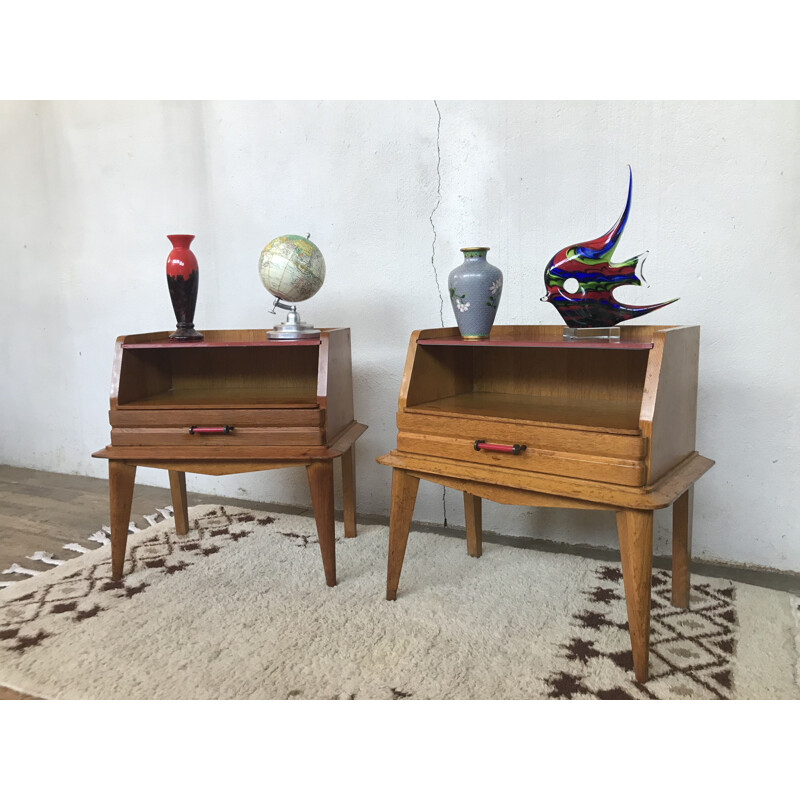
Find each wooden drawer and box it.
[396,432,646,486]
[398,411,646,460]
[111,426,324,447]
[110,408,323,428]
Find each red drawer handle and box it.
[474,440,526,455]
[189,426,234,435]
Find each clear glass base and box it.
[562,326,621,342]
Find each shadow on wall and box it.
[475,502,687,562]
[498,505,620,551]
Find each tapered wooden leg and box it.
[672,486,693,609]
[307,460,337,587]
[109,461,137,581]
[168,470,189,536]
[463,492,482,557]
[386,469,420,601]
[616,508,653,683]
[341,444,357,539]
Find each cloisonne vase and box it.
[448,247,503,339]
[166,234,203,341]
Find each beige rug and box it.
[1,505,798,700]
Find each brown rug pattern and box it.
[2,506,794,700]
[546,565,738,700]
[0,505,175,590]
[0,508,276,656]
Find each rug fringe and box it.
[89,530,111,545]
[1,505,175,588]
[2,563,43,577]
[29,552,65,566]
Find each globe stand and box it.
[267,298,320,340]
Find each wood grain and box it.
[109,461,136,581]
[169,345,319,400]
[406,392,643,434]
[672,486,693,609]
[132,460,305,476]
[386,469,420,601]
[616,508,653,683]
[115,348,173,406]
[168,470,189,535]
[111,426,324,447]
[639,326,700,483]
[397,411,646,458]
[413,324,675,345]
[0,466,186,574]
[118,386,319,409]
[391,469,619,511]
[397,431,646,486]
[113,329,330,410]
[306,460,337,587]
[317,328,356,442]
[99,330,365,587]
[378,450,713,510]
[382,326,710,684]
[471,346,649,412]
[463,492,482,557]
[341,445,357,539]
[110,408,323,427]
[94,422,368,462]
[404,334,473,408]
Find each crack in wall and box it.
[430,100,445,327]
[430,100,447,526]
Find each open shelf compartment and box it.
[405,330,651,435]
[116,333,321,409]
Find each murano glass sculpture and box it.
[542,168,677,328]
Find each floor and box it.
[2,464,798,699]
[0,464,310,587]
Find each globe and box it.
[258,234,326,339]
[258,234,326,303]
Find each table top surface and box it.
[417,337,654,350]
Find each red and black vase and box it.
[165,234,203,341]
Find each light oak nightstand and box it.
[378,325,713,683]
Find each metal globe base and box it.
[267,300,320,340]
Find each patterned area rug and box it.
[1,506,798,700]
[0,505,174,589]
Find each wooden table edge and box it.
[91,421,368,464]
[376,450,714,510]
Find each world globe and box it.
[258,234,326,339]
[258,234,326,303]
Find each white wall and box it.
[1,100,798,572]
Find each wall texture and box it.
[1,100,797,571]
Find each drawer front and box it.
[111,426,323,447]
[110,408,323,428]
[397,432,646,486]
[398,411,645,460]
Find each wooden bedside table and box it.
[93,328,366,587]
[377,325,713,683]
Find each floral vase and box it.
[448,247,503,339]
[166,234,203,341]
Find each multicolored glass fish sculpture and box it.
[542,168,677,328]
